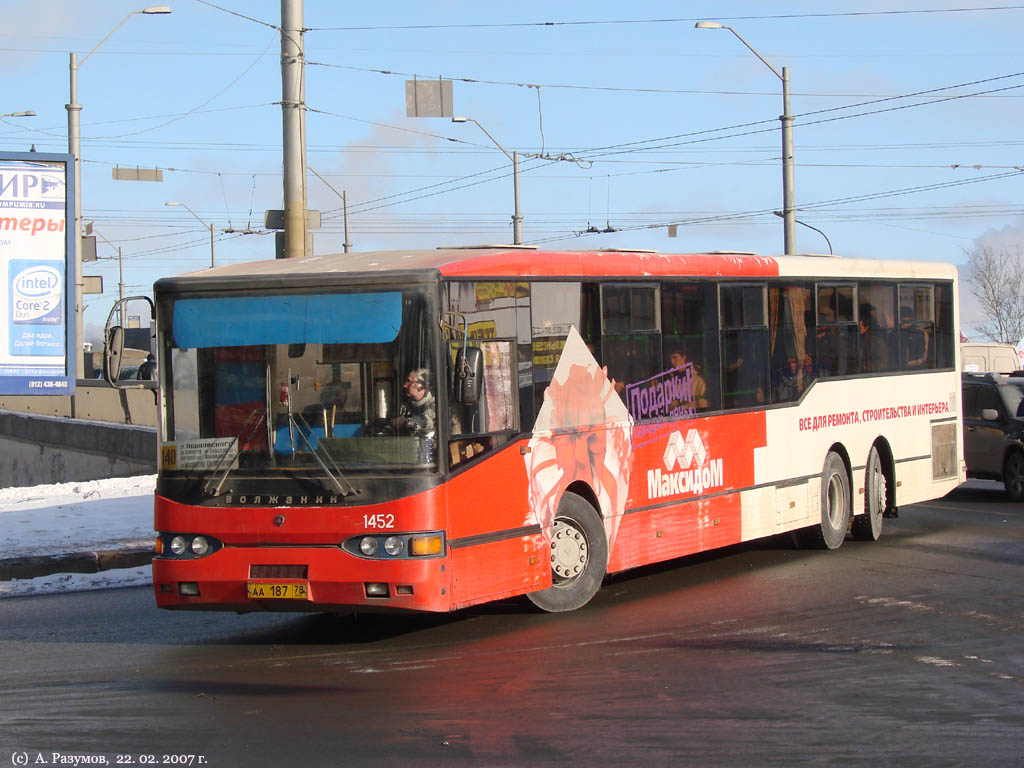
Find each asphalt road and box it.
[1,481,1021,767]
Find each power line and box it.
[307,58,1024,100]
[310,6,1024,31]
[572,72,1024,160]
[529,168,1024,244]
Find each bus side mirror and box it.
[981,408,1000,422]
[455,346,483,404]
[105,325,125,384]
[103,296,156,389]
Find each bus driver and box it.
[398,368,437,462]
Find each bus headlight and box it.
[359,537,379,556]
[190,536,210,556]
[158,533,222,559]
[383,536,403,556]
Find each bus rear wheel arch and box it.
[527,491,608,613]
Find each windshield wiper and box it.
[290,411,358,497]
[203,407,266,497]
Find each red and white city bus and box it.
[147,247,963,613]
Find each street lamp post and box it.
[696,21,796,255]
[166,201,215,268]
[451,116,522,245]
[67,6,170,380]
[774,211,831,254]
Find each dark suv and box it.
[962,371,1024,500]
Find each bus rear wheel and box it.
[527,492,608,613]
[852,446,885,541]
[801,451,851,550]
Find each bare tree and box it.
[964,244,1024,343]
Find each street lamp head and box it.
[451,116,469,123]
[142,6,172,14]
[2,111,36,118]
[165,201,180,206]
[695,21,724,29]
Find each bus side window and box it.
[530,282,582,409]
[899,284,935,370]
[442,280,525,468]
[721,284,768,409]
[448,339,518,468]
[600,284,661,420]
[858,283,897,373]
[661,282,719,412]
[816,283,859,378]
[934,283,955,369]
[768,284,814,403]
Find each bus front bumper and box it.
[152,546,451,613]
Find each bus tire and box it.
[801,451,850,550]
[1003,450,1024,502]
[852,446,885,541]
[527,492,608,613]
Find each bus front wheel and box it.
[801,451,851,550]
[852,446,885,541]
[527,492,608,613]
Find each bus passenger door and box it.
[445,338,548,607]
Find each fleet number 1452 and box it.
[363,513,395,529]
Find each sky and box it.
[2,1,1024,341]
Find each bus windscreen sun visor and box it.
[171,292,403,348]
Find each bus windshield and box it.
[160,285,439,475]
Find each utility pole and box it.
[780,66,796,256]
[67,7,170,379]
[696,21,796,255]
[280,0,307,258]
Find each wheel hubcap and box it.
[551,518,588,583]
[827,473,845,528]
[872,460,886,517]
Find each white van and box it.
[961,342,1021,373]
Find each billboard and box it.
[0,152,75,395]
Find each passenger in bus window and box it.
[399,368,437,462]
[801,352,815,381]
[772,355,803,402]
[900,306,930,368]
[668,346,708,411]
[859,311,891,372]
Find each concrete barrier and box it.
[0,405,157,488]
[0,379,157,427]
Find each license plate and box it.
[247,582,308,600]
